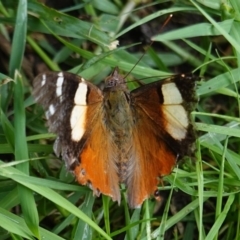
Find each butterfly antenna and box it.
[161,14,173,30]
[123,14,173,80]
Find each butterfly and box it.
[33,67,197,208]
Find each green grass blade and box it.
[115,6,196,38]
[0,109,15,151]
[14,75,40,238]
[0,73,13,86]
[190,0,240,55]
[10,0,40,238]
[196,139,205,240]
[27,1,110,48]
[153,19,233,41]
[205,194,235,240]
[196,123,240,138]
[8,0,27,77]
[0,207,34,240]
[72,192,95,240]
[197,68,240,96]
[0,162,111,240]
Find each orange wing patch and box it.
[127,112,176,208]
[74,108,121,203]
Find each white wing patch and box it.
[162,82,183,104]
[163,105,188,140]
[56,72,64,99]
[74,82,88,105]
[161,82,189,140]
[49,104,56,115]
[46,104,56,119]
[70,81,88,141]
[70,105,87,141]
[41,74,46,86]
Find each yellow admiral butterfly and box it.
[33,67,197,208]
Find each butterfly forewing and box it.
[33,72,100,165]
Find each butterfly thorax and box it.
[103,69,134,182]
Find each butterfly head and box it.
[104,67,127,91]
